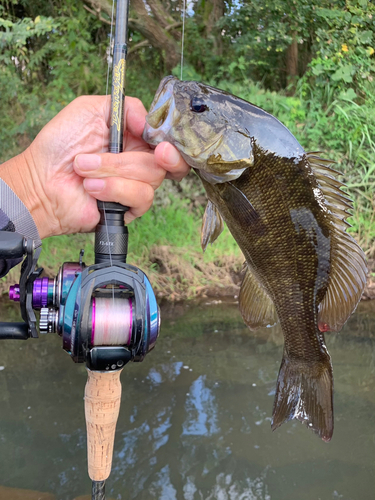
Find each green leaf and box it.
[359,31,373,45]
[331,64,354,83]
[312,64,324,76]
[339,88,357,100]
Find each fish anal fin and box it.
[239,267,278,330]
[271,354,334,442]
[201,201,224,252]
[306,153,367,331]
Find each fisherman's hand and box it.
[0,95,189,239]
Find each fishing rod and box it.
[0,0,160,498]
[87,0,132,496]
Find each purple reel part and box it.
[58,262,85,307]
[32,277,55,309]
[9,284,20,302]
[9,278,56,308]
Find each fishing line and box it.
[91,5,117,500]
[180,0,186,80]
[104,0,115,268]
[104,0,115,126]
[103,209,114,270]
[102,0,116,297]
[92,297,132,346]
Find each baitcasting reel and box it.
[0,202,160,371]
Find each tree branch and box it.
[128,40,150,54]
[131,0,180,70]
[165,21,182,32]
[83,4,114,25]
[145,0,177,31]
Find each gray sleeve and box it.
[0,178,42,278]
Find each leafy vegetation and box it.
[1,0,375,297]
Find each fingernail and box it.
[75,154,101,171]
[84,178,105,192]
[164,144,180,167]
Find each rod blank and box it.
[92,480,106,500]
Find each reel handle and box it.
[85,368,124,481]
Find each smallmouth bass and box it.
[142,76,367,441]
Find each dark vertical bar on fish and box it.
[92,480,106,500]
[109,0,128,153]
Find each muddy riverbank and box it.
[1,246,375,302]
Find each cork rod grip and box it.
[85,368,124,481]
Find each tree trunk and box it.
[286,34,298,94]
[203,0,225,56]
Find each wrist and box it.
[0,149,52,239]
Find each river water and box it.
[0,299,373,500]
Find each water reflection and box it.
[182,376,219,436]
[0,300,373,499]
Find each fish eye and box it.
[190,98,208,113]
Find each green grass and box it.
[129,194,241,264]
[39,233,94,271]
[25,194,241,295]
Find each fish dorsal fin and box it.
[239,266,278,330]
[307,153,367,331]
[201,201,224,252]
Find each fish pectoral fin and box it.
[307,153,367,331]
[201,201,225,252]
[271,354,334,442]
[220,182,266,233]
[239,267,278,330]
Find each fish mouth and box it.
[146,97,173,129]
[143,76,178,146]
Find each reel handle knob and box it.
[84,368,124,481]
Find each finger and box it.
[74,151,166,189]
[125,97,148,138]
[102,95,147,138]
[154,142,190,181]
[83,177,155,218]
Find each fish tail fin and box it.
[271,354,334,442]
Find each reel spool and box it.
[91,297,133,347]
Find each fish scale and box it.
[203,157,330,361]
